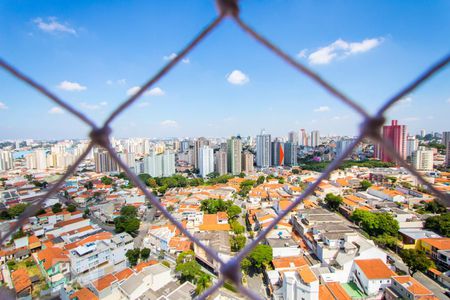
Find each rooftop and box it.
[355,259,396,279]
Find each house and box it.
[11,268,32,300]
[265,237,301,258]
[35,246,70,290]
[352,259,396,296]
[367,186,406,203]
[193,231,231,273]
[198,214,231,231]
[318,282,351,300]
[398,229,440,249]
[118,263,172,300]
[70,287,99,300]
[417,238,450,261]
[156,281,196,300]
[273,265,319,300]
[384,276,436,300]
[28,235,42,252]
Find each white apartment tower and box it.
[214,150,227,176]
[0,150,13,171]
[199,146,214,178]
[310,130,320,148]
[256,130,271,168]
[412,147,434,171]
[227,136,242,175]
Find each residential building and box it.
[227,136,242,175]
[0,149,13,171]
[273,265,319,300]
[406,135,419,158]
[442,131,450,149]
[412,147,433,171]
[256,130,271,168]
[378,120,407,163]
[214,149,227,175]
[352,259,395,296]
[193,231,231,273]
[35,246,70,290]
[94,149,118,173]
[284,142,296,166]
[199,146,214,178]
[310,130,320,148]
[288,131,299,145]
[272,140,285,166]
[241,151,254,173]
[143,151,175,177]
[336,138,355,157]
[194,137,209,169]
[300,129,308,147]
[385,276,435,300]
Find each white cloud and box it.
[126,86,141,97]
[163,53,190,64]
[0,102,8,110]
[33,17,77,35]
[314,106,330,112]
[57,80,86,91]
[146,87,165,96]
[226,70,250,85]
[297,49,308,58]
[447,98,450,104]
[398,96,413,105]
[160,120,178,128]
[106,80,113,85]
[307,37,383,65]
[48,106,64,114]
[126,86,165,97]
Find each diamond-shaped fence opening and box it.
[1,0,450,299]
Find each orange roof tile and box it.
[70,288,99,300]
[114,268,134,281]
[272,256,307,269]
[37,247,69,270]
[393,276,433,296]
[91,274,117,292]
[134,260,158,273]
[64,232,113,250]
[54,217,86,228]
[199,214,231,231]
[11,268,31,294]
[355,259,396,279]
[420,238,450,250]
[297,265,317,284]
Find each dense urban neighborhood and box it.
[0,125,449,299]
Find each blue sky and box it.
[1,0,449,140]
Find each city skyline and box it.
[1,0,450,139]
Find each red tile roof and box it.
[11,268,31,294]
[355,259,396,279]
[70,288,99,300]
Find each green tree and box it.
[227,205,242,219]
[67,204,76,212]
[121,205,138,217]
[256,176,265,185]
[195,273,212,294]
[246,244,273,270]
[373,234,398,249]
[84,181,94,190]
[230,235,246,252]
[400,249,433,276]
[100,176,113,185]
[292,169,300,174]
[423,200,446,214]
[241,258,251,273]
[324,193,343,211]
[52,203,62,213]
[360,180,372,191]
[239,180,255,197]
[140,248,151,261]
[424,213,450,237]
[351,209,399,237]
[200,198,231,214]
[8,203,28,218]
[230,220,245,234]
[12,229,26,240]
[126,249,141,266]
[176,251,201,283]
[146,178,158,188]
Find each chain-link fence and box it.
[1,0,450,299]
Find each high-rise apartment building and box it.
[241,151,254,173]
[445,141,450,168]
[272,140,285,166]
[310,130,320,148]
[194,137,209,169]
[412,147,433,171]
[94,149,118,173]
[256,130,271,168]
[227,136,242,175]
[288,131,299,145]
[442,131,450,149]
[300,129,308,147]
[143,151,175,177]
[336,138,355,158]
[406,135,419,158]
[378,120,407,163]
[0,150,13,171]
[199,146,214,178]
[214,150,227,176]
[284,142,296,166]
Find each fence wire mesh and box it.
[1,0,450,299]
